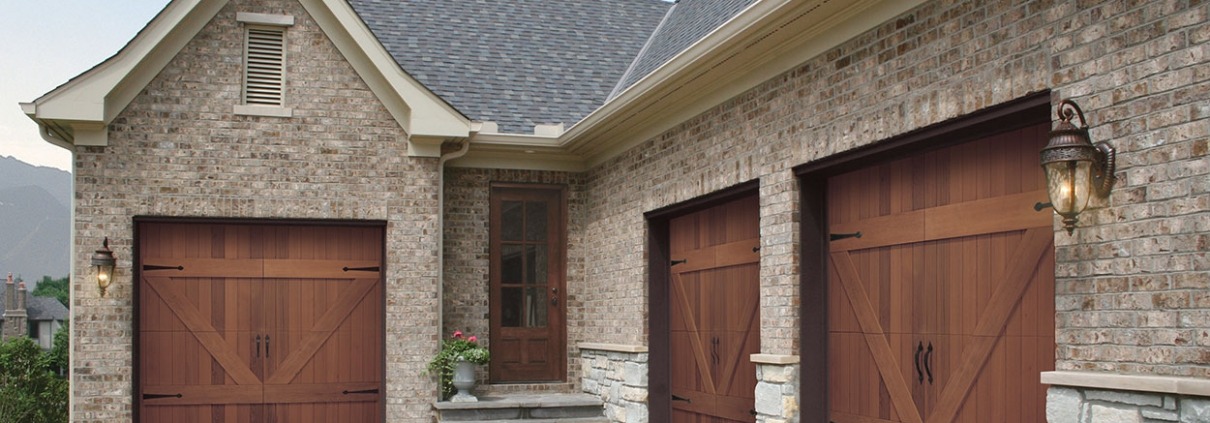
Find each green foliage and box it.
[48,321,69,377]
[32,276,69,309]
[0,336,68,422]
[426,331,489,400]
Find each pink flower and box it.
[453,331,463,339]
[468,336,478,343]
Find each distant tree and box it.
[32,276,69,309]
[0,336,68,422]
[48,321,68,377]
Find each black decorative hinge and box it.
[343,388,380,395]
[671,394,691,403]
[142,393,182,400]
[670,259,687,266]
[829,232,862,241]
[342,266,381,272]
[142,264,184,271]
[1034,201,1053,211]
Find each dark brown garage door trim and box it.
[791,90,1050,422]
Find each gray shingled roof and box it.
[348,0,672,134]
[0,284,68,322]
[611,0,755,98]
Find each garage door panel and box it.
[139,222,384,422]
[828,123,1055,423]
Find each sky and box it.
[0,1,171,171]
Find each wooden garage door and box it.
[669,194,760,423]
[827,123,1056,423]
[138,222,384,423]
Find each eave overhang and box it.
[452,0,926,171]
[22,0,469,156]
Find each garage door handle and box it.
[924,342,934,384]
[914,342,924,384]
[265,335,270,358]
[256,335,261,358]
[343,388,379,395]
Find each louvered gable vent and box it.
[244,26,285,106]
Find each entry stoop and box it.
[433,393,607,422]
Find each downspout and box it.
[32,119,78,415]
[436,136,471,349]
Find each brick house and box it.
[2,273,69,350]
[19,0,1209,422]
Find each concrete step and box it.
[434,393,605,422]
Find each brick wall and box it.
[71,0,440,421]
[569,0,1207,420]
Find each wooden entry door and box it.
[826,123,1056,423]
[137,222,384,423]
[489,186,566,382]
[669,194,760,423]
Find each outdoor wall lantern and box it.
[91,237,116,297]
[1040,99,1115,235]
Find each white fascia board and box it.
[559,0,927,168]
[301,0,470,144]
[30,0,226,128]
[448,132,585,171]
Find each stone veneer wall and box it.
[71,0,441,421]
[1048,386,1210,423]
[580,345,649,423]
[442,168,587,390]
[754,360,800,423]
[569,0,1208,421]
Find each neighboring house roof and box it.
[0,284,68,322]
[26,296,68,322]
[611,0,755,99]
[348,0,671,134]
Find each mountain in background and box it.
[0,156,70,284]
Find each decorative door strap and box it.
[343,388,380,395]
[142,393,182,400]
[142,264,184,271]
[829,232,862,241]
[343,266,381,272]
[670,259,687,266]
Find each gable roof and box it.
[611,0,756,99]
[349,0,671,135]
[22,0,470,155]
[0,284,68,322]
[23,0,924,169]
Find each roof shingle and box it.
[349,0,672,134]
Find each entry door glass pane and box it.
[526,287,548,327]
[502,245,523,283]
[525,201,547,241]
[502,201,524,241]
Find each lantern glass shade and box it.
[91,237,116,295]
[1044,158,1092,216]
[95,263,114,289]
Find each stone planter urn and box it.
[450,360,478,402]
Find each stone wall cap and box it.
[578,343,647,353]
[1041,371,1210,397]
[750,354,799,365]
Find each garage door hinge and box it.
[143,264,184,271]
[142,393,182,400]
[670,259,687,266]
[829,232,862,241]
[342,266,381,272]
